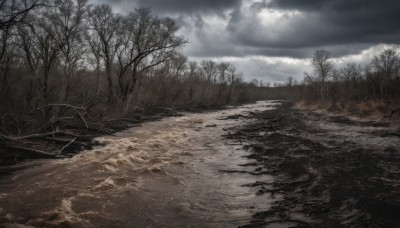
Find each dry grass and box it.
[296,99,400,123]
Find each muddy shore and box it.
[223,102,400,227]
[1,101,399,227]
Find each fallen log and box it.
[58,137,76,155]
[65,125,115,135]
[7,145,56,158]
[42,137,91,149]
[46,103,89,129]
[12,130,78,140]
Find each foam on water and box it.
[0,101,279,227]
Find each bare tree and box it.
[187,61,198,102]
[50,0,88,102]
[339,63,362,100]
[286,76,293,88]
[372,47,399,101]
[87,4,122,101]
[311,49,334,101]
[115,8,187,114]
[227,64,243,103]
[201,60,217,83]
[0,0,43,61]
[218,62,230,84]
[0,0,43,97]
[0,0,43,29]
[85,29,102,93]
[20,10,62,104]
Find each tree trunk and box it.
[106,68,113,101]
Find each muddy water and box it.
[0,101,279,227]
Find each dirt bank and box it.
[225,102,400,227]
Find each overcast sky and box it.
[92,0,400,83]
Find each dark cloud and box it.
[101,0,241,14]
[264,0,400,47]
[91,0,399,81]
[96,0,400,57]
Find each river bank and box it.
[0,101,278,227]
[295,100,400,126]
[226,102,400,227]
[1,101,399,227]
[0,103,229,174]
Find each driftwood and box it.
[42,137,90,148]
[1,143,56,158]
[45,104,89,129]
[58,137,76,155]
[1,129,92,159]
[0,104,100,163]
[10,130,79,140]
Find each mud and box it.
[225,102,400,227]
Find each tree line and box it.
[0,0,268,134]
[265,47,400,116]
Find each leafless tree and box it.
[372,47,400,101]
[0,0,43,29]
[187,61,198,102]
[201,60,217,83]
[226,64,243,103]
[87,4,122,101]
[311,49,334,101]
[0,0,43,98]
[20,11,61,104]
[115,8,186,104]
[50,0,88,102]
[218,62,230,84]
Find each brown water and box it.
[0,101,279,228]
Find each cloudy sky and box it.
[92,0,400,83]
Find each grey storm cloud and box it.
[135,0,241,14]
[90,0,399,82]
[98,0,241,14]
[94,0,400,57]
[178,0,399,60]
[265,0,400,46]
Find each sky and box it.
[92,0,400,83]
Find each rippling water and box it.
[0,101,279,227]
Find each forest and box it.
[0,0,269,162]
[0,0,399,163]
[1,1,400,227]
[266,48,400,117]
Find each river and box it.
[0,101,279,227]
